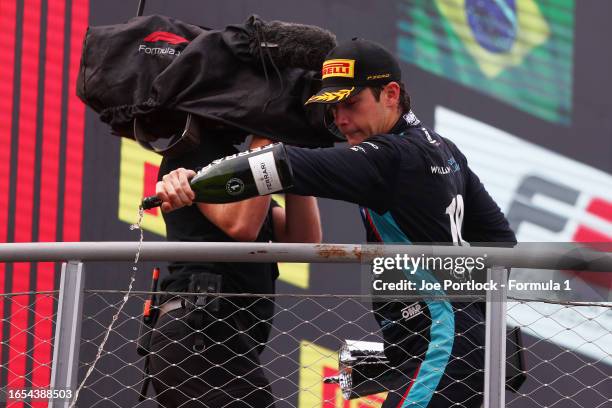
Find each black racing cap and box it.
[305,38,401,105]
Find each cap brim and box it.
[305,86,361,105]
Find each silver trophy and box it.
[323,340,397,400]
[324,329,526,400]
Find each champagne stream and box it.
[70,207,145,407]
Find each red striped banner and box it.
[63,0,88,243]
[0,0,88,404]
[7,0,42,400]
[31,0,66,395]
[0,0,18,379]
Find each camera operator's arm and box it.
[197,200,270,242]
[272,195,322,243]
[155,136,272,242]
[195,136,273,241]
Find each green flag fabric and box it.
[397,0,574,125]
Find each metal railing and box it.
[0,242,609,408]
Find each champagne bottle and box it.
[141,142,293,209]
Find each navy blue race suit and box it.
[286,112,516,407]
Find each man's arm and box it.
[272,195,322,243]
[155,136,273,242]
[196,200,270,241]
[462,166,517,245]
[285,138,401,213]
[195,136,274,241]
[440,139,516,245]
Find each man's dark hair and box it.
[370,82,411,113]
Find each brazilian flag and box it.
[397,0,574,125]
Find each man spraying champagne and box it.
[155,39,516,408]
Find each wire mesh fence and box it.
[0,291,59,406]
[0,288,610,407]
[77,291,386,408]
[506,299,612,408]
[69,290,612,408]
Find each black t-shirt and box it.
[158,136,279,346]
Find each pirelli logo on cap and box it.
[322,59,355,79]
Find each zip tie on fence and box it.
[70,208,146,407]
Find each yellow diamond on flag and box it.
[435,0,550,78]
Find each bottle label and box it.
[197,144,276,175]
[248,151,282,195]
